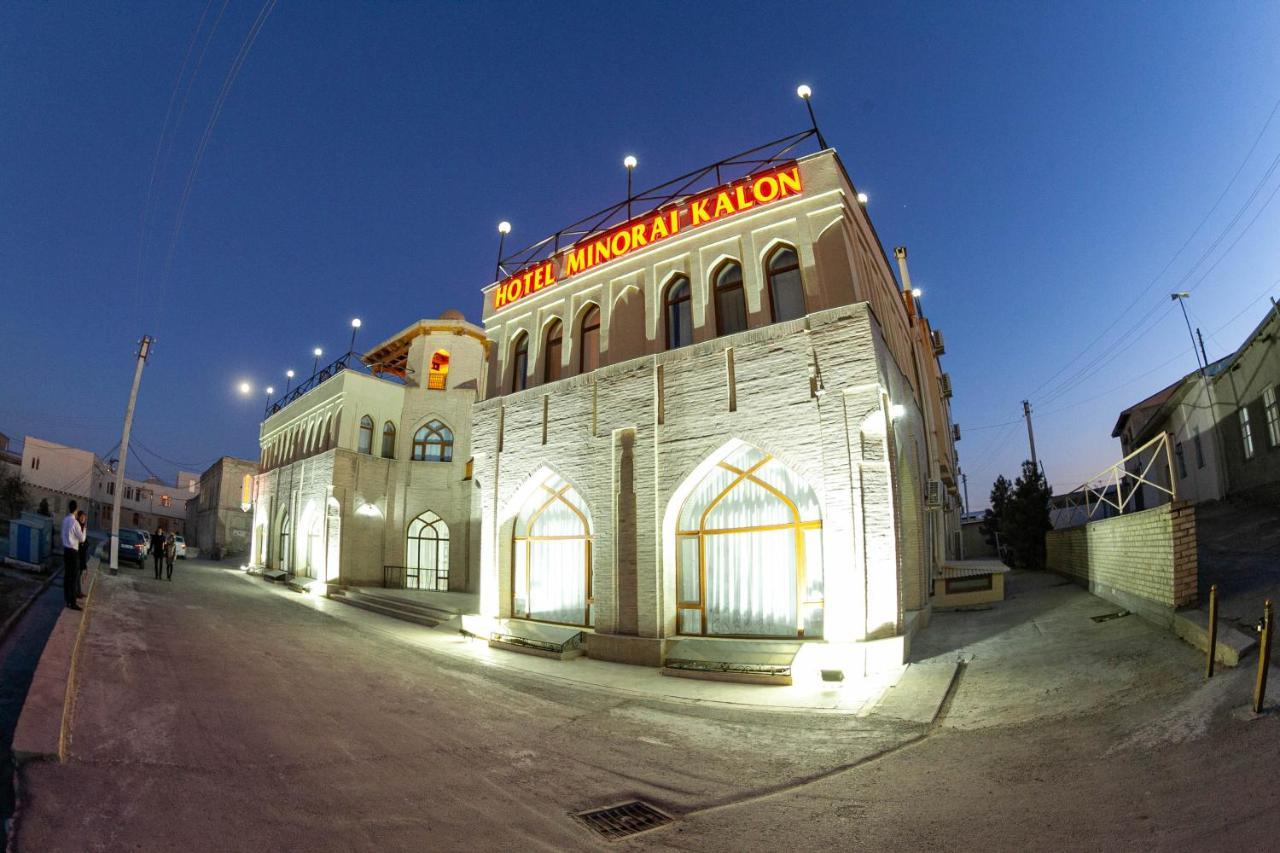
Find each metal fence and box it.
[1058,432,1177,521]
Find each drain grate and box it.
[574,801,673,840]
[1091,609,1131,623]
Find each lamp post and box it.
[624,155,637,219]
[496,221,511,280]
[1171,292,1205,378]
[857,192,869,205]
[312,347,322,376]
[263,385,274,417]
[796,84,827,150]
[348,318,361,357]
[284,369,295,396]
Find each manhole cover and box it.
[1091,610,1130,623]
[574,801,673,840]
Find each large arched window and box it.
[544,319,564,383]
[664,276,692,350]
[381,421,396,459]
[406,510,449,591]
[675,444,823,637]
[512,473,593,626]
[713,260,747,336]
[277,509,291,572]
[428,349,450,390]
[412,419,454,462]
[578,304,601,374]
[510,332,529,393]
[357,415,374,454]
[766,245,806,323]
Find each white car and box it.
[174,535,187,559]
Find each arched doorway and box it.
[511,473,592,626]
[674,444,823,637]
[406,510,449,591]
[324,498,341,582]
[277,509,291,573]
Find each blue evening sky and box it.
[3,1,1279,506]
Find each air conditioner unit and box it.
[931,329,946,356]
[926,479,945,508]
[939,373,953,399]
[953,423,962,442]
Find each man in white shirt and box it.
[61,500,85,610]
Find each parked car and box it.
[116,529,146,567]
[174,534,187,559]
[134,528,151,557]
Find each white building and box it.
[250,315,488,589]
[19,436,196,533]
[469,143,961,676]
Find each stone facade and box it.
[188,456,258,559]
[1046,501,1197,622]
[471,148,961,665]
[251,317,486,591]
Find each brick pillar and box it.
[1170,500,1198,607]
[613,428,638,634]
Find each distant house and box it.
[187,456,258,560]
[1110,301,1280,510]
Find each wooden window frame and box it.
[713,260,747,337]
[765,244,806,323]
[578,304,601,374]
[543,319,563,383]
[664,276,692,350]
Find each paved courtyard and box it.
[11,561,1280,851]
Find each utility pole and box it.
[961,471,970,516]
[1196,328,1209,370]
[1022,400,1038,470]
[109,335,153,576]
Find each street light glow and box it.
[623,155,637,169]
[286,369,295,378]
[238,382,251,395]
[857,192,869,204]
[265,386,274,395]
[911,288,923,298]
[351,318,362,329]
[498,221,511,235]
[797,84,812,100]
[313,347,323,357]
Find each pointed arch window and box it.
[512,473,593,626]
[578,304,601,373]
[713,260,747,336]
[544,319,563,383]
[510,332,529,393]
[412,419,454,462]
[357,415,374,454]
[381,421,396,459]
[664,276,692,350]
[675,445,823,638]
[766,245,806,323]
[406,510,449,591]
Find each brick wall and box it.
[1046,501,1197,621]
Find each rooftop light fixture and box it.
[857,192,869,204]
[349,318,362,354]
[624,155,638,218]
[795,83,827,150]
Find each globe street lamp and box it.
[624,155,637,219]
[496,221,511,280]
[312,347,323,376]
[348,318,362,356]
[285,369,295,396]
[796,83,827,149]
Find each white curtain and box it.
[705,528,796,635]
[526,497,588,624]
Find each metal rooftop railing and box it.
[264,351,366,417]
[493,127,826,285]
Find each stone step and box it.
[1173,608,1257,667]
[350,589,460,621]
[332,594,441,628]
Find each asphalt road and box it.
[11,563,1280,851]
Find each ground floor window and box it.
[406,510,449,591]
[675,445,823,637]
[278,510,291,572]
[512,473,593,626]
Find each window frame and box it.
[1264,386,1280,447]
[543,318,563,383]
[510,332,529,393]
[664,276,693,350]
[712,260,747,337]
[357,415,374,454]
[381,421,396,459]
[411,419,454,462]
[1240,405,1255,460]
[765,244,806,323]
[578,304,601,374]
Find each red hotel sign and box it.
[492,163,804,309]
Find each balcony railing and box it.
[264,351,364,417]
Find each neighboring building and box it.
[470,140,961,671]
[188,456,258,559]
[1110,301,1280,510]
[250,316,488,589]
[0,432,21,477]
[18,436,195,533]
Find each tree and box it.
[980,475,1011,554]
[1003,460,1054,570]
[0,468,28,524]
[37,497,51,517]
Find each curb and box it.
[0,569,60,648]
[10,561,100,764]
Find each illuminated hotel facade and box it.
[471,138,961,673]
